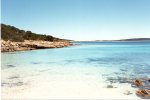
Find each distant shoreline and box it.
[74,38,150,42]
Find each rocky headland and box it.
[1,24,73,52]
[1,40,73,52]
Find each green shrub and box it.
[1,24,67,42]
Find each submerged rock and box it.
[6,64,16,68]
[107,85,114,88]
[104,71,150,99]
[8,76,19,79]
[124,90,133,95]
[106,76,132,84]
[31,62,41,64]
[120,69,128,72]
[1,81,23,87]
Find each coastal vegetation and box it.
[1,24,73,52]
[1,24,68,42]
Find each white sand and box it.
[2,67,140,99]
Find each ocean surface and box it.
[1,41,150,99]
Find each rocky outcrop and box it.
[1,40,73,52]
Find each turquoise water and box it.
[2,41,150,76]
[1,41,150,99]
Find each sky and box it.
[1,0,150,41]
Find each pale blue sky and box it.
[2,0,150,40]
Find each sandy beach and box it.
[1,64,140,99]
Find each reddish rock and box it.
[1,40,73,52]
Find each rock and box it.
[135,79,144,86]
[107,85,114,88]
[136,89,150,99]
[7,65,16,68]
[1,40,73,52]
[124,90,133,95]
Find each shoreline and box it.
[1,40,73,52]
[1,66,139,99]
[1,41,150,99]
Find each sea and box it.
[1,41,150,99]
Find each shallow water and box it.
[1,41,150,99]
